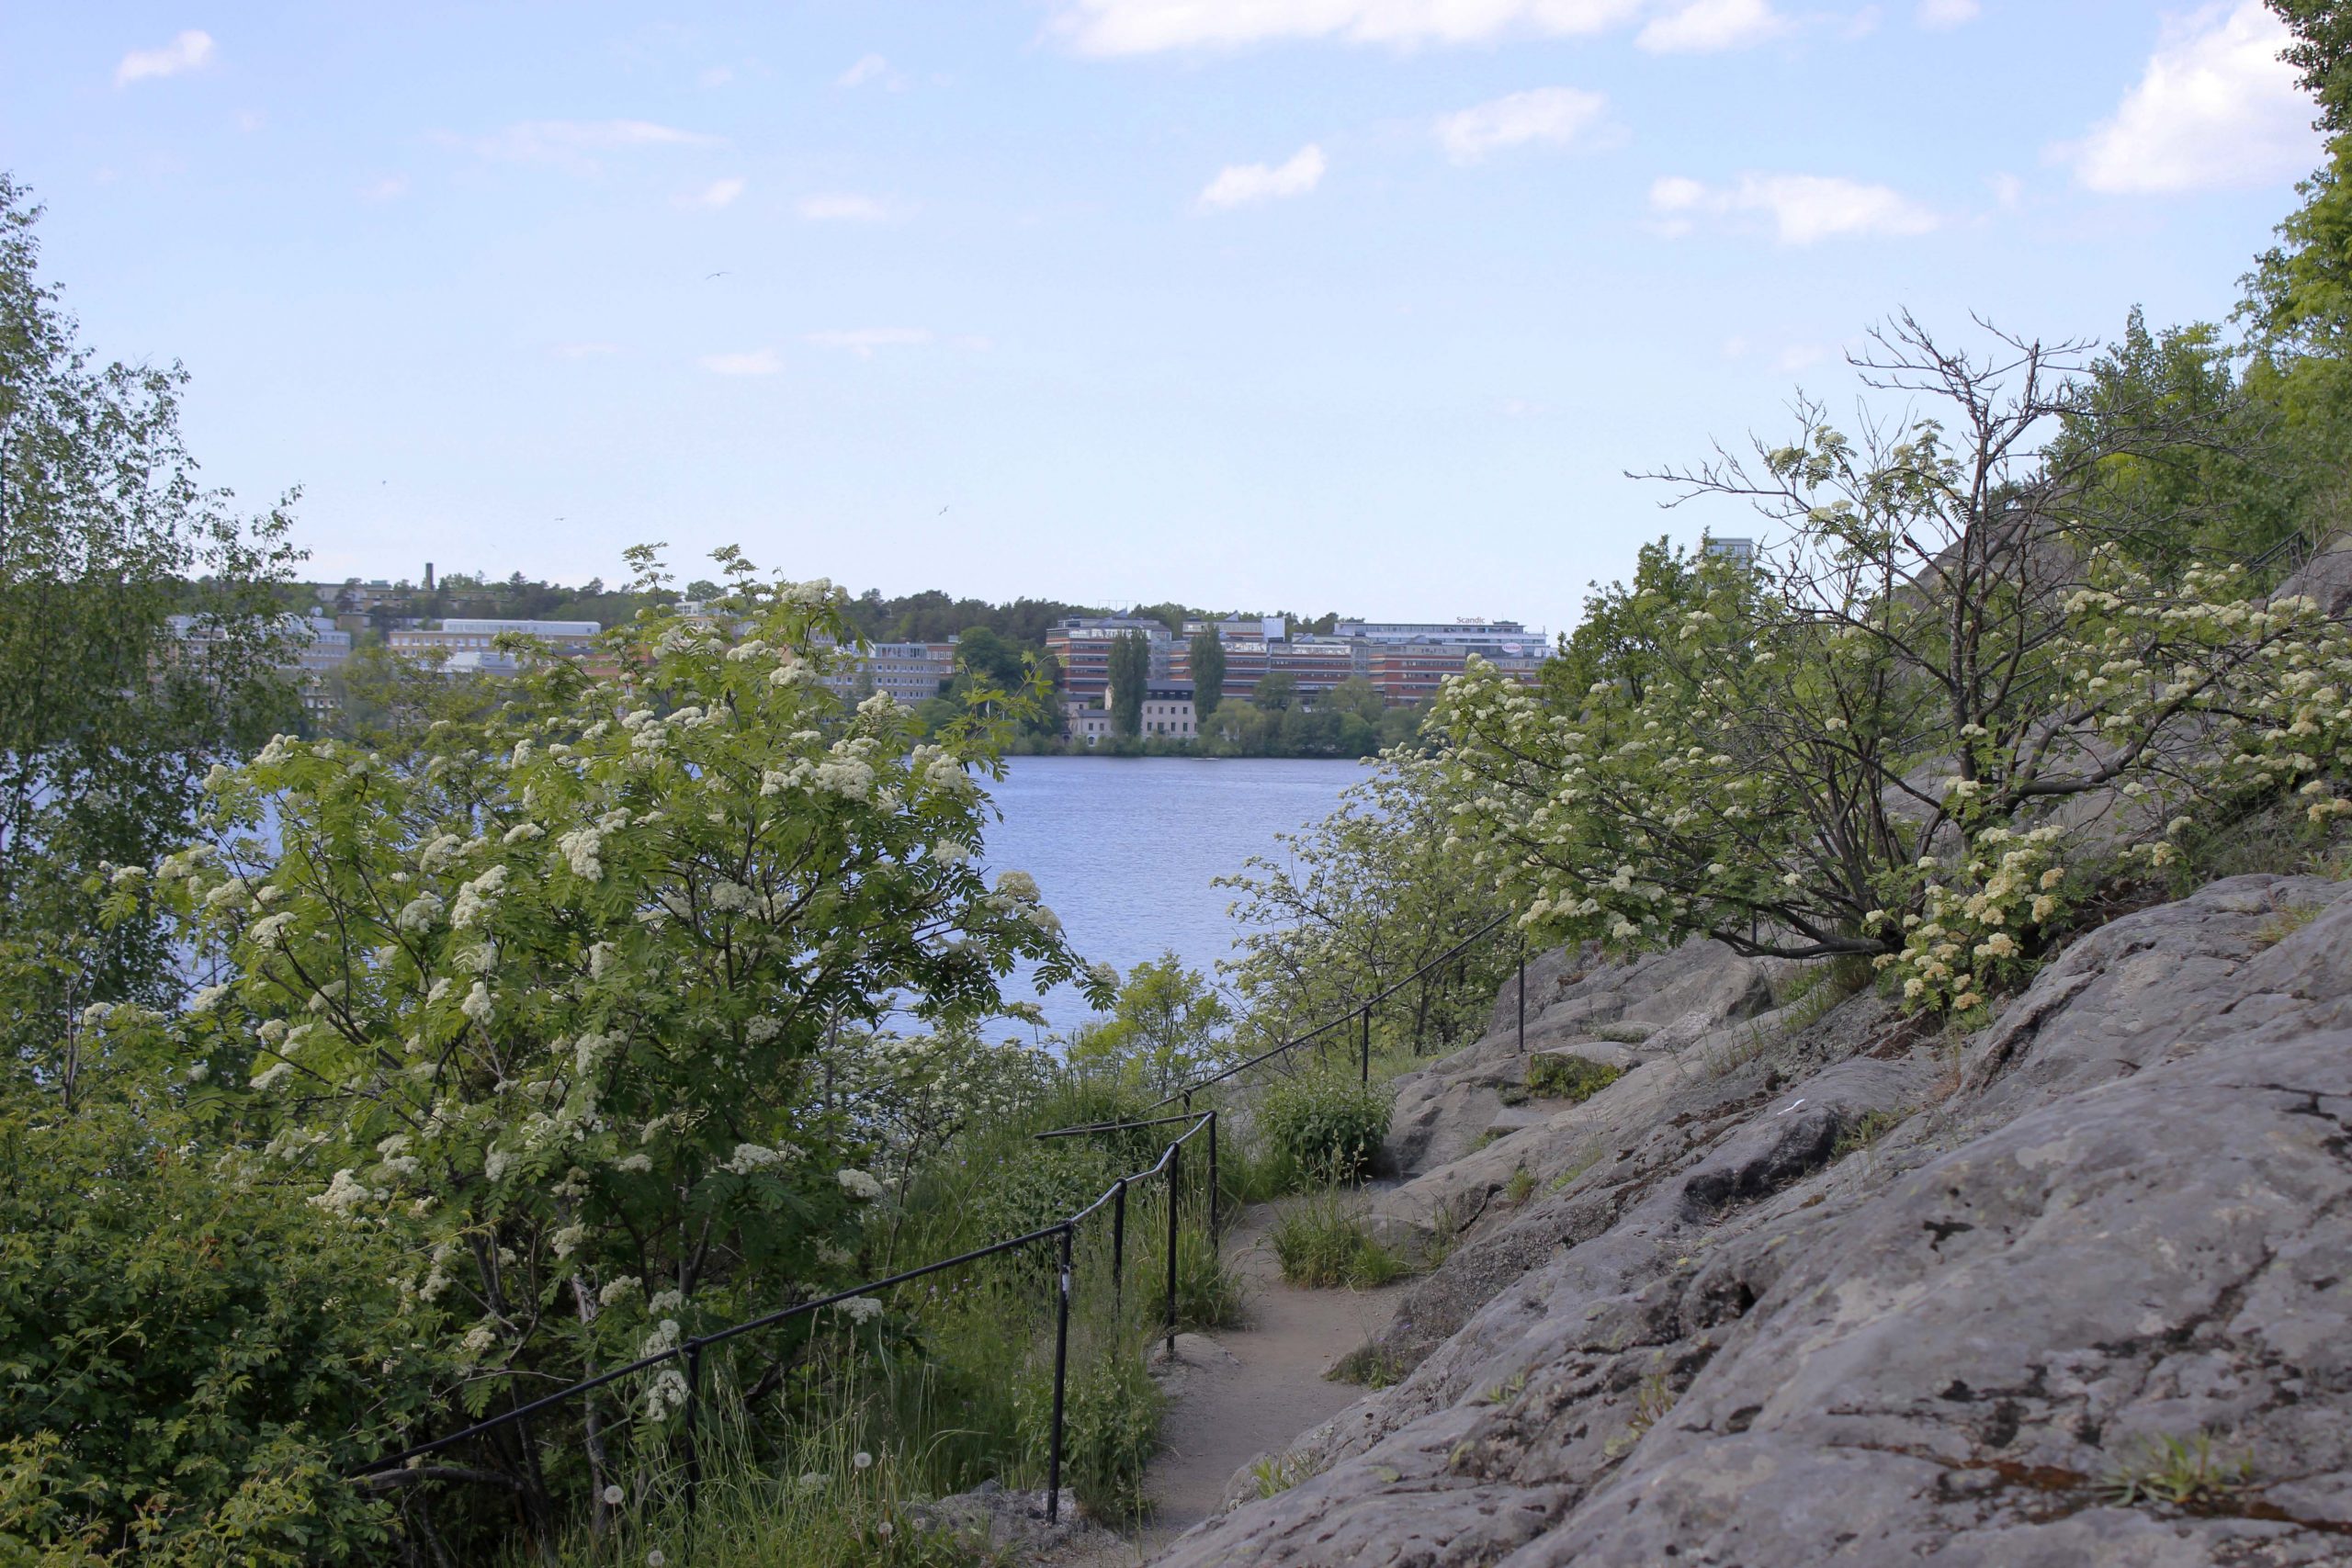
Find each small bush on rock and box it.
[1258,1073,1390,1184]
[1527,1051,1622,1102]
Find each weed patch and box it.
[1527,1050,1622,1102]
[1269,1192,1409,1289]
[1259,1073,1391,1184]
[2103,1432,2252,1512]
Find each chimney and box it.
[424,561,435,592]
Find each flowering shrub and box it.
[1434,321,2352,1012]
[119,550,1108,1529]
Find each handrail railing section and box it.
[346,912,1530,1537]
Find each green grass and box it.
[1504,1167,1537,1206]
[1247,1450,1329,1498]
[1329,1341,1408,1389]
[2102,1432,2253,1511]
[1526,1051,1622,1102]
[1830,1107,1915,1160]
[1268,1190,1410,1289]
[2253,903,2322,949]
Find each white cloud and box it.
[1915,0,1978,28]
[797,193,899,222]
[677,176,746,210]
[1051,0,1646,54]
[464,119,724,170]
[807,328,932,357]
[699,65,736,88]
[359,175,409,203]
[234,108,266,132]
[1635,0,1787,53]
[2067,2,2319,195]
[1985,171,2022,209]
[1435,87,1613,164]
[1650,173,1939,243]
[555,343,620,359]
[838,52,904,88]
[1197,145,1327,210]
[700,348,783,376]
[116,30,214,86]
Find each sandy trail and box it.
[1115,1200,1409,1560]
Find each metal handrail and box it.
[348,1109,1221,1532]
[1148,910,1521,1109]
[349,913,1529,1541]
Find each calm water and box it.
[978,756,1364,1032]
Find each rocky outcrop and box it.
[1158,874,2352,1566]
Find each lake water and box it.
[977,756,1365,1033]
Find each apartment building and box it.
[1364,639,1471,706]
[1044,617,1173,704]
[1264,635,1357,698]
[821,641,956,706]
[1136,680,1196,739]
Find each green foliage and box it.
[0,1073,436,1562]
[1246,1450,1329,1497]
[1256,1073,1390,1185]
[1267,1191,1408,1289]
[1504,1167,1537,1206]
[1830,1108,1913,1159]
[0,175,303,1070]
[1328,1343,1407,1390]
[106,550,1110,1543]
[1107,631,1150,739]
[1021,1347,1162,1522]
[1219,755,1516,1060]
[1189,631,1227,722]
[1063,953,1234,1098]
[1169,1224,1245,1330]
[967,1145,1122,1255]
[1252,670,1299,712]
[1526,1052,1622,1103]
[1437,317,2352,1015]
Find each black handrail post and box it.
[1360,1006,1370,1085]
[682,1340,704,1535]
[1165,1141,1181,1359]
[1112,1177,1127,1312]
[1206,1111,1219,1264]
[1046,1224,1073,1526]
[1517,939,1526,1055]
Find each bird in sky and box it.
[938,505,950,515]
[703,270,730,281]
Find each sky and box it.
[0,1,2328,630]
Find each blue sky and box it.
[0,1,2324,628]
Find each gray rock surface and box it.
[1155,875,2352,1566]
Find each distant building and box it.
[1045,617,1174,705]
[1265,636,1356,700]
[166,611,351,719]
[822,641,956,706]
[1136,680,1196,739]
[1364,639,1470,706]
[1704,536,1757,569]
[389,618,600,678]
[1070,706,1117,747]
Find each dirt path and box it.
[1122,1200,1410,1559]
